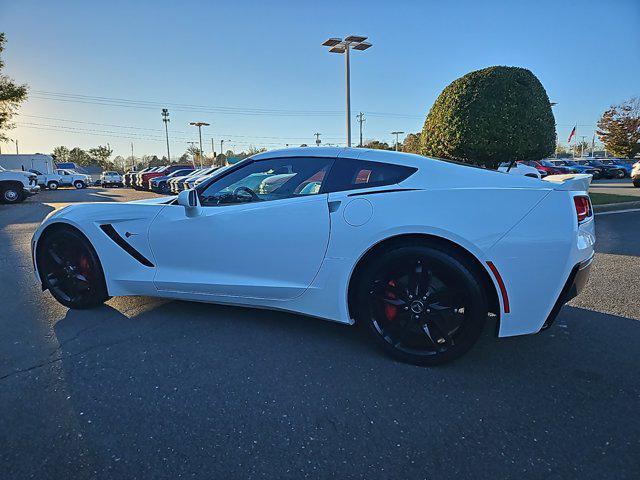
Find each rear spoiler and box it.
[542,173,592,192]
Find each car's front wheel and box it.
[37,227,109,309]
[355,244,488,366]
[47,180,59,190]
[1,183,25,204]
[74,180,86,189]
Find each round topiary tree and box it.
[421,66,556,169]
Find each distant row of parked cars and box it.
[498,158,637,181]
[120,164,226,194]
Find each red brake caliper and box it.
[384,280,398,321]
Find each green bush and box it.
[421,66,556,168]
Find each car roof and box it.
[252,147,446,169]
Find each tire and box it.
[47,181,59,190]
[616,169,626,179]
[74,180,86,189]
[1,183,25,204]
[37,227,110,309]
[354,243,488,366]
[633,179,640,188]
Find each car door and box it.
[56,169,72,185]
[148,155,335,300]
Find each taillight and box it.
[574,195,592,223]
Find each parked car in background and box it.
[132,167,161,190]
[530,160,567,176]
[54,168,91,189]
[170,168,205,193]
[577,159,626,179]
[140,165,193,190]
[631,161,640,187]
[124,169,146,188]
[150,168,195,194]
[100,171,123,187]
[27,169,64,190]
[550,159,601,178]
[192,166,231,188]
[32,147,595,366]
[598,159,632,177]
[539,159,578,174]
[0,165,39,203]
[183,167,221,190]
[497,162,541,178]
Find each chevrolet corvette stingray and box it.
[32,148,595,365]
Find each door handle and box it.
[328,200,341,213]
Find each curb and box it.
[593,200,640,213]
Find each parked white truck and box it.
[0,154,64,190]
[0,165,40,203]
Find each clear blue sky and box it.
[1,0,639,159]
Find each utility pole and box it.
[220,139,230,159]
[131,142,135,169]
[314,132,322,146]
[391,131,405,151]
[162,109,171,162]
[211,138,216,166]
[356,112,365,147]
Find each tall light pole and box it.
[322,35,372,147]
[10,139,18,154]
[189,121,209,167]
[162,109,171,162]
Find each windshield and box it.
[540,160,555,167]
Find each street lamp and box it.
[189,121,210,167]
[391,131,405,151]
[322,35,372,147]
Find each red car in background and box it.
[139,165,193,190]
[518,160,566,177]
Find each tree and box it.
[554,143,571,158]
[68,147,91,166]
[401,133,422,154]
[363,140,391,150]
[597,98,640,158]
[52,146,70,161]
[0,33,28,142]
[112,155,126,172]
[88,145,113,167]
[421,66,556,168]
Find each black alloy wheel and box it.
[356,244,488,366]
[38,228,109,309]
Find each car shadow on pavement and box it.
[4,297,638,478]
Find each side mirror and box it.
[177,189,200,216]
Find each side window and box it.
[199,157,334,206]
[323,158,417,193]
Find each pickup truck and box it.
[54,168,92,189]
[28,169,64,190]
[0,165,40,203]
[100,171,123,187]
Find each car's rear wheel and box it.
[616,169,625,179]
[74,180,86,189]
[633,178,640,188]
[37,227,109,309]
[355,244,488,366]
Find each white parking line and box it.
[595,208,640,216]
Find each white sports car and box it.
[32,148,595,365]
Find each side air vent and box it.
[99,224,154,267]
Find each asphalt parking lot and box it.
[1,187,639,479]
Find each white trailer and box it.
[0,154,55,174]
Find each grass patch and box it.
[589,192,640,205]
